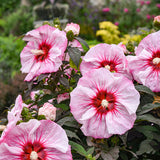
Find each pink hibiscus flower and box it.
[135,31,160,56]
[0,95,23,142]
[70,68,140,138]
[20,25,68,81]
[80,43,132,79]
[0,119,72,160]
[128,31,160,92]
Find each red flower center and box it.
[100,61,117,72]
[92,90,116,115]
[148,50,160,70]
[35,42,51,62]
[21,141,46,160]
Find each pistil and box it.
[101,99,109,108]
[105,65,110,71]
[153,57,160,65]
[31,49,44,56]
[30,151,38,160]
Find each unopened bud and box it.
[153,15,160,31]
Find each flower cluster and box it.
[0,19,160,159]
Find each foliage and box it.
[66,0,101,39]
[0,0,21,17]
[102,0,160,34]
[0,21,159,159]
[0,7,34,36]
[66,0,160,39]
[0,35,25,82]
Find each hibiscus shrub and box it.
[0,19,160,160]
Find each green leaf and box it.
[65,129,80,141]
[87,147,95,155]
[54,103,69,111]
[135,85,155,96]
[69,141,88,157]
[57,116,75,126]
[68,47,81,68]
[37,115,46,120]
[135,125,160,140]
[75,37,89,50]
[37,74,49,83]
[136,139,155,155]
[119,133,128,146]
[137,103,160,115]
[64,120,79,128]
[59,77,69,88]
[137,114,160,125]
[69,58,82,70]
[101,146,119,160]
[37,94,53,106]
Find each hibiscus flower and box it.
[0,119,72,160]
[80,43,131,79]
[128,31,160,92]
[70,68,140,138]
[20,25,68,81]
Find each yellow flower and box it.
[96,21,120,44]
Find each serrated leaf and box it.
[54,103,69,111]
[68,47,81,68]
[75,37,89,50]
[59,77,69,88]
[65,129,80,141]
[137,103,160,115]
[137,114,160,125]
[135,85,155,96]
[69,141,88,157]
[101,146,119,160]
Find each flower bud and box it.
[153,15,160,30]
[38,103,56,121]
[64,22,80,36]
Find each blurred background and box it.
[0,0,160,117]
